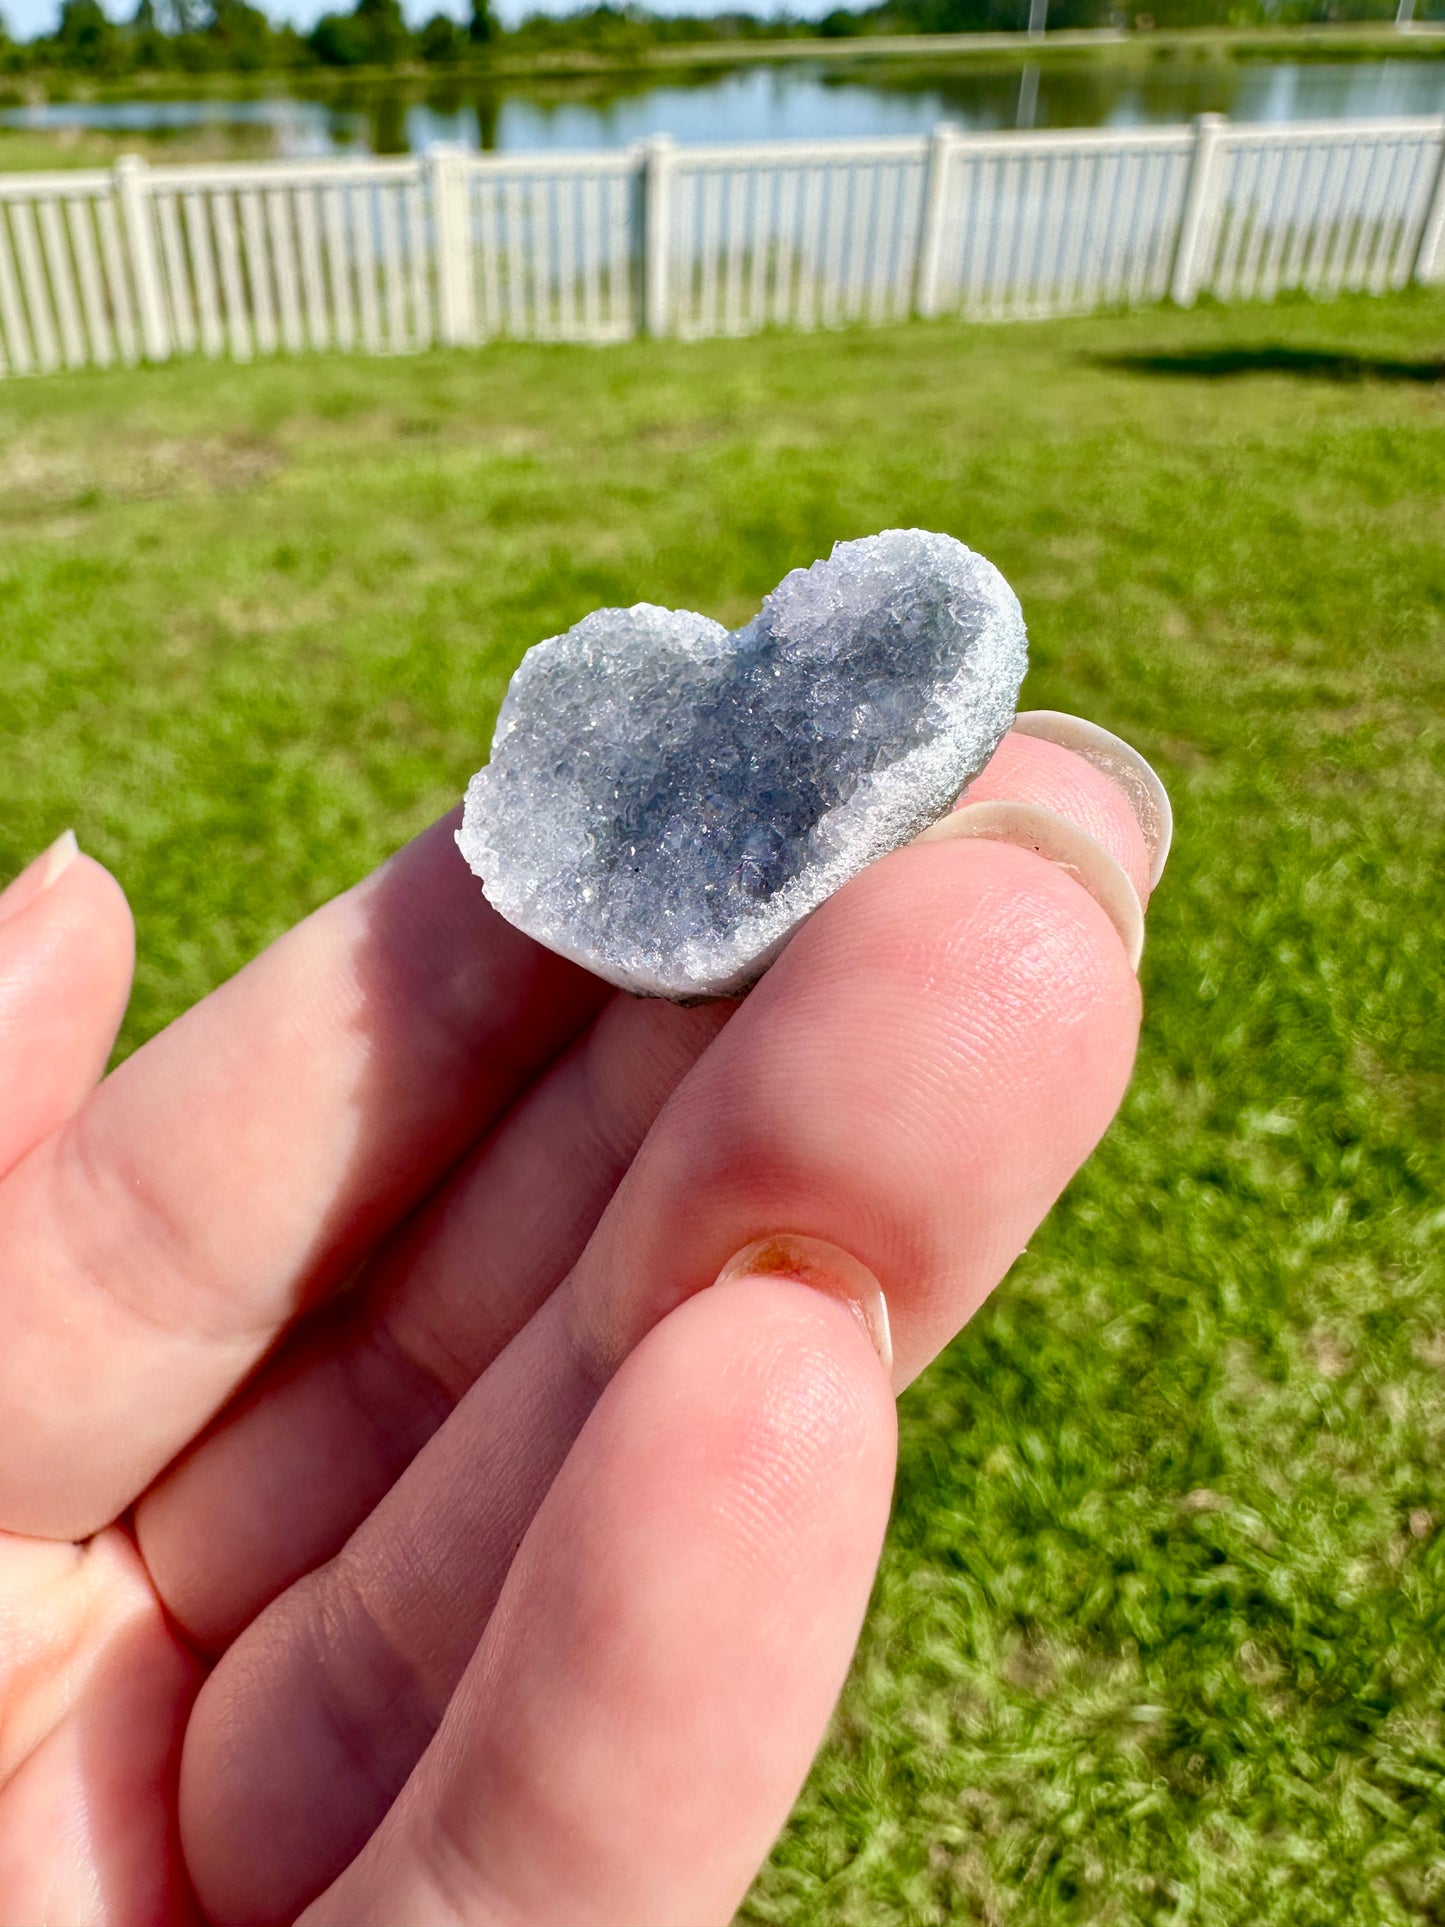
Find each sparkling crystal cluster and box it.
[457,530,1027,998]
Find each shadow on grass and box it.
[1093,346,1445,384]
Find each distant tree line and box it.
[0,0,1417,78]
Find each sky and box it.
[3,0,796,42]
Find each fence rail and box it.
[1,113,1442,376]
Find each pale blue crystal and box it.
[458,530,1027,999]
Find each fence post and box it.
[641,135,675,338]
[429,145,475,347]
[1411,122,1445,285]
[115,155,170,363]
[1170,112,1226,308]
[915,122,959,320]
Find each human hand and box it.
[0,714,1166,1926]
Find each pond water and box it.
[2,55,1442,156]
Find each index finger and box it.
[0,812,606,1540]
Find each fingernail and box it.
[714,1233,893,1379]
[915,800,1145,973]
[1012,711,1173,891]
[0,830,80,929]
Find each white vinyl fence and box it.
[0,113,1442,376]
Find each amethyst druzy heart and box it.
[457,530,1027,999]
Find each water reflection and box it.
[1,56,1440,158]
[1015,62,1041,128]
[397,58,1445,153]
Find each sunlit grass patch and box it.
[2,289,1443,1923]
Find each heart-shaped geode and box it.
[457,529,1027,999]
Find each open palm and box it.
[0,720,1155,1927]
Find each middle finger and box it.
[138,990,730,1649]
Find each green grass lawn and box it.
[0,118,286,171]
[3,292,1444,1922]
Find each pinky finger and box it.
[0,834,135,1179]
[297,1272,897,1927]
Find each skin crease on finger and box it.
[179,830,1142,1926]
[136,727,1152,1657]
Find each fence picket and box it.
[1144,150,1182,300]
[528,177,550,339]
[800,166,820,323]
[1388,134,1428,285]
[986,155,1010,317]
[1341,139,1387,290]
[475,174,500,340]
[154,192,196,356]
[36,198,84,368]
[771,168,798,326]
[879,160,905,317]
[0,208,33,375]
[9,200,59,372]
[1373,136,1417,289]
[267,189,305,353]
[698,169,721,336]
[238,188,276,354]
[1068,150,1098,305]
[1081,152,1119,310]
[503,177,525,337]
[873,161,901,319]
[1360,137,1397,291]
[724,170,746,333]
[580,172,602,337]
[1047,152,1073,310]
[1239,142,1286,298]
[742,170,765,327]
[843,166,870,321]
[34,199,82,368]
[404,177,431,349]
[351,184,380,351]
[377,184,405,349]
[551,175,573,338]
[1278,140,1322,291]
[1391,139,1431,285]
[1307,139,1345,288]
[1415,127,1445,283]
[210,191,251,360]
[294,186,328,349]
[94,194,138,364]
[183,191,223,357]
[66,196,113,366]
[1123,154,1157,307]
[1214,145,1253,301]
[313,185,343,350]
[1259,140,1305,299]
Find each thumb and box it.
[296,1271,897,1927]
[0,832,135,1178]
